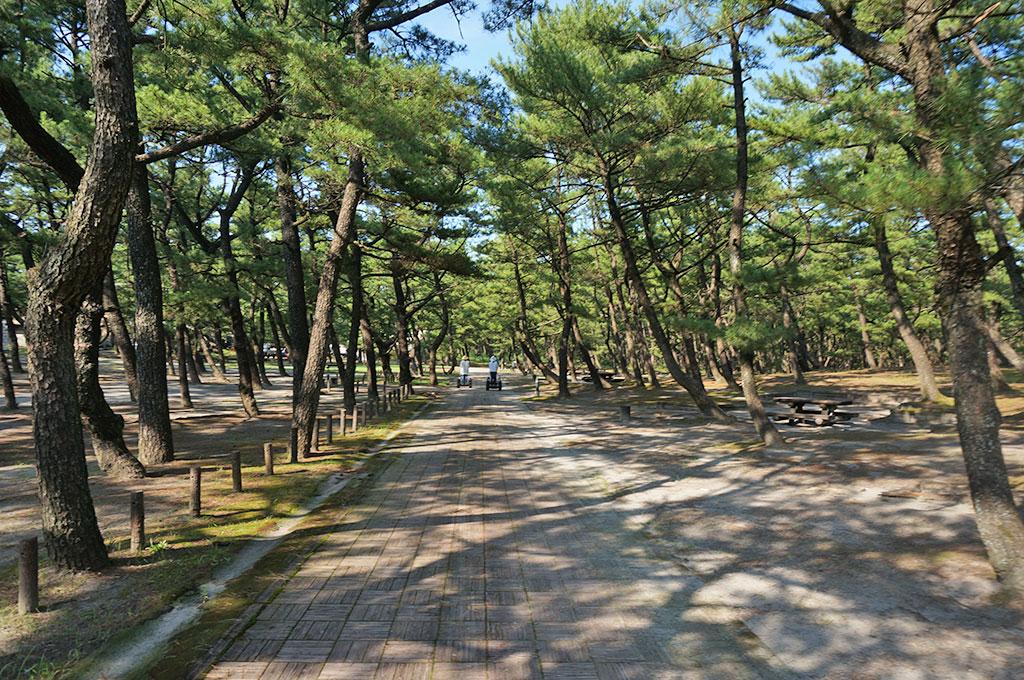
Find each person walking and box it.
[488,355,499,384]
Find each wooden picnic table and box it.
[772,395,853,426]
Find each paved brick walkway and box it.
[205,382,789,679]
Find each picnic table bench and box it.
[771,396,854,426]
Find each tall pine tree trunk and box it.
[873,220,943,401]
[126,163,174,464]
[0,245,23,372]
[295,153,363,457]
[727,27,783,446]
[0,317,16,409]
[25,0,137,569]
[275,155,310,409]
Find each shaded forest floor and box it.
[0,352,429,678]
[523,369,1024,678]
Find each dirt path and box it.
[202,377,792,680]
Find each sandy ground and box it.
[523,385,1024,679]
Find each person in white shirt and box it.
[460,356,471,386]
[488,355,499,384]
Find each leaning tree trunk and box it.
[360,315,379,401]
[101,270,138,401]
[25,0,137,570]
[295,153,363,458]
[986,313,1024,373]
[726,29,783,446]
[76,290,146,478]
[603,173,726,420]
[126,163,174,464]
[197,328,228,382]
[987,338,1012,393]
[512,254,560,382]
[873,220,944,401]
[985,198,1024,322]
[855,296,879,369]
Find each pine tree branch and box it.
[774,2,910,78]
[0,74,85,191]
[135,104,280,164]
[366,0,455,32]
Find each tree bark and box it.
[727,28,783,446]
[390,260,415,393]
[197,327,228,382]
[779,283,807,384]
[904,3,1024,593]
[175,324,193,408]
[101,270,138,401]
[220,233,259,416]
[0,246,23,372]
[275,155,310,409]
[76,290,146,478]
[873,220,944,401]
[427,281,450,387]
[25,0,137,570]
[126,163,174,464]
[266,302,289,376]
[855,295,879,369]
[985,198,1024,321]
[0,317,16,409]
[294,152,363,457]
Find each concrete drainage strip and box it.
[87,401,431,680]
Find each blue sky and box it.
[414,3,806,100]
[417,6,517,76]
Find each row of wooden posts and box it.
[16,382,414,616]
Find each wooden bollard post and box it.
[231,451,242,492]
[189,466,202,517]
[340,409,348,436]
[289,427,298,463]
[18,537,38,615]
[535,377,541,397]
[130,491,145,553]
[264,443,275,475]
[313,418,321,453]
[350,407,358,433]
[326,413,334,443]
[619,405,631,422]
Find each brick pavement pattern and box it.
[204,381,790,679]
